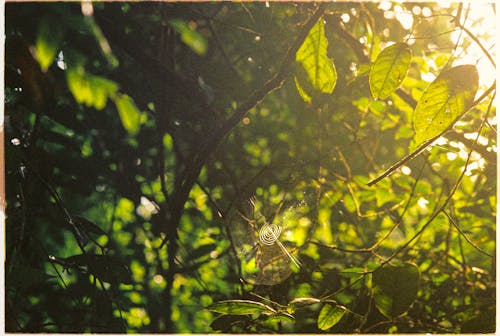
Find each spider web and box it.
[228,196,309,285]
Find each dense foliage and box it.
[5,2,496,333]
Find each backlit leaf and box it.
[372,263,420,318]
[66,66,118,110]
[208,299,276,315]
[169,19,207,56]
[294,76,312,103]
[35,19,63,71]
[369,43,411,100]
[114,93,142,135]
[296,18,337,96]
[317,304,346,330]
[413,65,478,148]
[90,76,119,109]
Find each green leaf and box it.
[357,63,372,77]
[163,133,174,151]
[317,304,346,330]
[287,297,321,313]
[461,304,495,333]
[340,267,366,275]
[372,263,420,318]
[375,187,394,207]
[35,19,63,71]
[264,312,295,323]
[66,67,88,103]
[369,42,411,100]
[72,215,107,248]
[295,18,337,95]
[169,19,207,56]
[209,314,244,332]
[114,94,142,135]
[73,215,106,236]
[208,299,276,315]
[91,76,119,110]
[413,65,478,148]
[66,66,118,110]
[294,76,312,103]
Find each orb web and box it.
[259,223,282,245]
[227,196,309,285]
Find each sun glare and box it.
[388,1,495,92]
[450,2,496,90]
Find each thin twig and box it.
[23,160,88,254]
[158,135,171,206]
[442,207,493,258]
[206,20,242,81]
[96,277,127,331]
[369,158,426,251]
[458,24,496,68]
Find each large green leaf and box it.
[372,263,420,318]
[114,93,142,135]
[208,300,276,315]
[295,18,337,98]
[413,65,478,148]
[317,304,346,330]
[66,66,118,110]
[369,42,411,100]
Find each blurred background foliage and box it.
[4,1,496,333]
